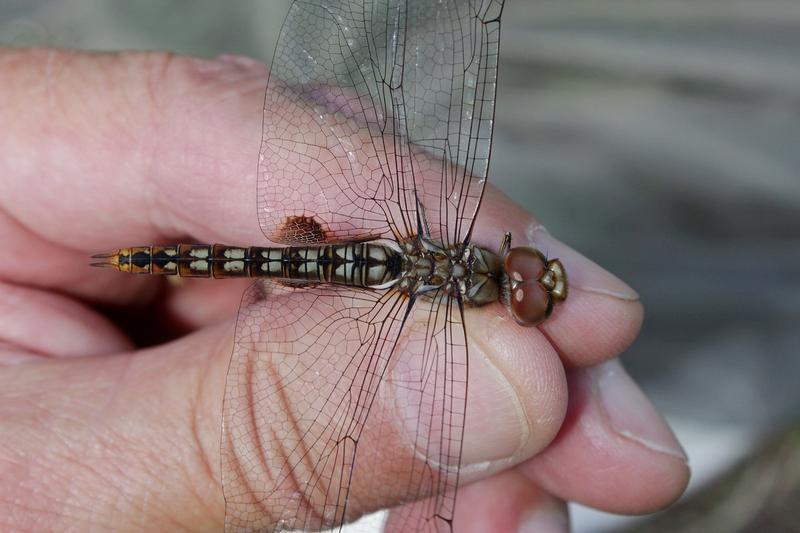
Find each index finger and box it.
[1,49,642,368]
[0,50,265,302]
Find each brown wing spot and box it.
[273,215,328,244]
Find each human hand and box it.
[0,50,688,532]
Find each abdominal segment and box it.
[92,243,402,288]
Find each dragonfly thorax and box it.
[395,234,570,326]
[397,237,504,306]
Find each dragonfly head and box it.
[501,241,568,327]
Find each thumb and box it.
[0,324,230,532]
[0,284,565,533]
[220,282,567,531]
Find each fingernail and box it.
[526,225,640,301]
[519,499,569,533]
[593,359,687,461]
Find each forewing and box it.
[259,0,504,246]
[402,0,504,247]
[259,0,406,244]
[221,281,410,531]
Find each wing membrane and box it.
[222,281,411,531]
[222,281,470,532]
[232,0,505,528]
[258,0,504,246]
[380,291,468,532]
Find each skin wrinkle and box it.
[147,51,179,115]
[189,340,223,509]
[64,355,185,527]
[254,353,284,519]
[79,429,143,519]
[35,443,113,528]
[265,345,343,531]
[0,282,26,330]
[0,350,42,366]
[219,312,253,524]
[532,362,566,429]
[137,121,163,243]
[228,351,283,527]
[125,440,178,527]
[12,490,75,530]
[51,53,105,143]
[139,53,181,241]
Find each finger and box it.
[0,200,240,346]
[220,284,568,529]
[472,186,644,368]
[0,280,133,361]
[0,323,680,530]
[520,359,690,514]
[2,47,642,366]
[0,49,265,248]
[0,49,265,302]
[388,363,687,527]
[0,207,159,305]
[0,300,558,531]
[1,49,268,332]
[385,469,569,533]
[1,47,641,364]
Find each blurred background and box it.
[2,1,798,531]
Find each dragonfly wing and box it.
[259,0,407,244]
[258,0,505,246]
[400,0,505,247]
[379,291,468,532]
[222,281,411,531]
[222,281,470,532]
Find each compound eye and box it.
[504,247,545,283]
[510,279,552,326]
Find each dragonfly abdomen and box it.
[92,243,402,288]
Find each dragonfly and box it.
[92,0,567,531]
